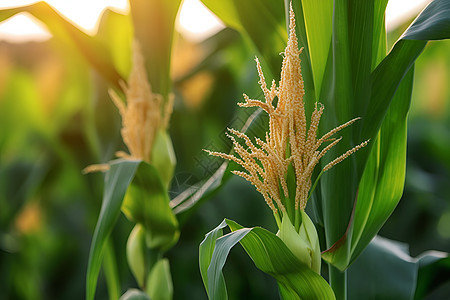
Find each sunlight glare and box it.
[0,13,51,43]
[0,0,435,43]
[176,0,224,42]
[386,0,432,31]
[0,0,128,43]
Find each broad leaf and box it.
[146,258,173,300]
[300,0,333,94]
[127,224,147,288]
[86,159,141,300]
[200,219,335,299]
[348,236,448,300]
[120,289,151,300]
[322,0,450,270]
[318,0,390,262]
[122,161,179,252]
[95,8,134,78]
[86,159,178,300]
[129,0,182,101]
[0,2,124,88]
[350,68,414,264]
[401,0,450,41]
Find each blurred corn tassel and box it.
[83,41,176,184]
[110,40,173,163]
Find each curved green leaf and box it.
[348,236,448,300]
[318,0,389,267]
[200,219,335,299]
[201,0,287,78]
[95,8,133,78]
[120,289,151,300]
[350,68,413,264]
[86,159,141,300]
[150,130,177,189]
[300,0,333,94]
[146,258,173,300]
[199,220,227,298]
[86,159,178,299]
[129,0,182,101]
[0,2,124,88]
[127,224,147,288]
[322,0,450,270]
[402,0,450,40]
[199,1,243,32]
[122,161,179,252]
[415,255,450,299]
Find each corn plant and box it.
[1,0,449,299]
[199,0,450,299]
[0,1,184,299]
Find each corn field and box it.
[0,0,450,299]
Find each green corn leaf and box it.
[199,219,226,299]
[199,1,243,32]
[121,161,179,252]
[120,289,151,300]
[199,219,335,299]
[103,240,121,300]
[86,159,141,300]
[401,0,450,41]
[146,258,173,300]
[150,130,177,189]
[348,236,448,300]
[414,255,450,299]
[318,0,389,265]
[86,159,178,300]
[127,224,148,288]
[322,0,450,270]
[0,2,124,89]
[201,0,287,79]
[129,0,182,101]
[350,68,414,264]
[361,0,450,148]
[322,67,415,270]
[300,0,333,95]
[95,8,134,79]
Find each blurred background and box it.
[0,0,448,299]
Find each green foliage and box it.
[348,236,448,299]
[1,0,449,299]
[0,2,125,88]
[322,0,450,271]
[86,160,141,300]
[201,0,287,78]
[146,258,173,300]
[199,0,450,298]
[120,289,151,300]
[200,219,335,299]
[129,0,182,100]
[86,159,179,299]
[127,224,148,288]
[122,162,179,251]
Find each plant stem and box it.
[329,265,347,300]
